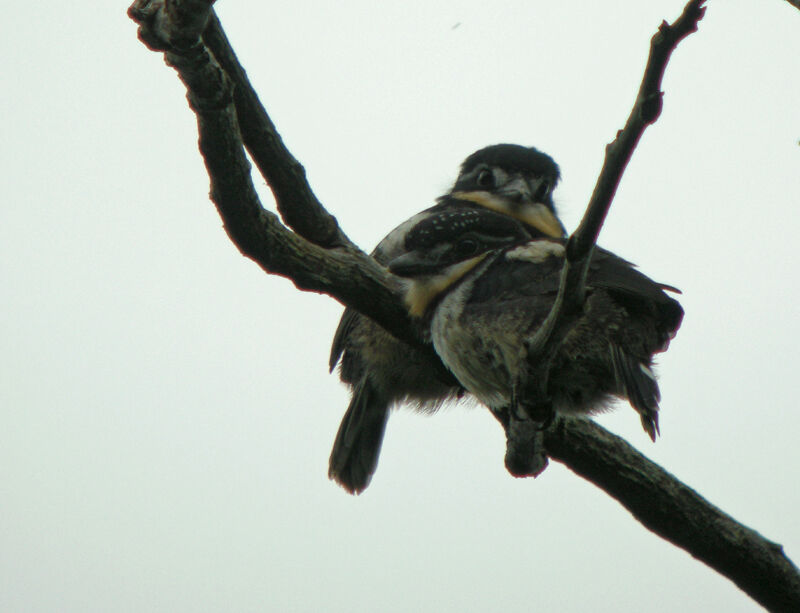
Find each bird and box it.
[388,207,683,476]
[328,144,567,493]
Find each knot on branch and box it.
[165,44,234,111]
[128,0,215,52]
[640,92,664,125]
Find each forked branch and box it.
[127,1,800,608]
[526,0,706,361]
[128,0,423,349]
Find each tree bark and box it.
[545,418,800,612]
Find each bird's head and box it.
[446,144,565,240]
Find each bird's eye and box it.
[455,239,479,257]
[476,169,495,189]
[533,180,551,202]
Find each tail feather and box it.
[328,379,390,494]
[610,345,661,441]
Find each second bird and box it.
[328,144,566,493]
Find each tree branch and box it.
[511,0,704,482]
[128,0,423,349]
[545,419,800,611]
[568,0,706,268]
[200,13,351,249]
[127,1,800,608]
[129,0,215,52]
[526,0,706,362]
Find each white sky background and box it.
[2,1,799,611]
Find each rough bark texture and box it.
[127,1,800,609]
[545,418,800,612]
[201,13,350,249]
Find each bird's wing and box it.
[588,248,684,338]
[329,308,359,373]
[465,242,683,341]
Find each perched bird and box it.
[388,207,683,473]
[329,144,567,493]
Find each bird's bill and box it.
[388,250,442,277]
[450,190,565,239]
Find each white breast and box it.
[430,272,517,409]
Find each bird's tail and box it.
[328,379,390,494]
[609,345,661,441]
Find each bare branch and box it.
[127,1,800,608]
[513,0,706,480]
[527,0,706,362]
[545,418,800,611]
[127,0,425,350]
[130,1,351,248]
[569,0,706,268]
[201,12,352,249]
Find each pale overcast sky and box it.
[2,1,799,611]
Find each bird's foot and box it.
[505,413,549,478]
[505,388,553,478]
[511,377,555,424]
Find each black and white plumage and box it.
[328,144,566,493]
[388,208,683,458]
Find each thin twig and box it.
[512,0,706,484]
[569,0,707,268]
[526,0,706,362]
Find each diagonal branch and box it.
[201,12,352,249]
[513,0,705,481]
[569,0,706,269]
[526,0,706,362]
[545,418,800,611]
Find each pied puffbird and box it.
[328,144,566,493]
